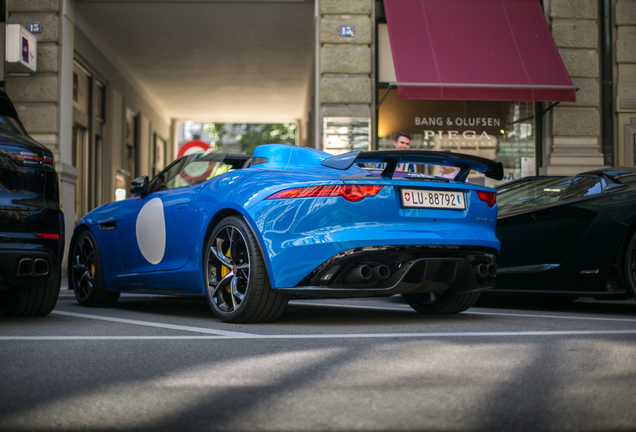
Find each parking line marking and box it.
[3,329,636,341]
[290,301,636,323]
[50,310,255,337]
[467,311,636,322]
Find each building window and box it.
[72,61,106,220]
[376,88,535,184]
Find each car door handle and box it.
[531,210,554,220]
[176,204,188,210]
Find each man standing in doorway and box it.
[393,131,415,172]
[393,131,411,150]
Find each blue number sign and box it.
[28,23,42,34]
[339,26,354,37]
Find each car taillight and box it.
[2,149,55,168]
[33,233,60,240]
[43,155,55,169]
[476,191,496,207]
[267,185,383,202]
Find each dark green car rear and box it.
[494,168,636,300]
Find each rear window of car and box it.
[497,177,572,216]
[0,115,28,136]
[562,176,607,200]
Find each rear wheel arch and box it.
[621,222,636,298]
[618,221,636,261]
[203,214,288,322]
[203,208,274,286]
[68,223,91,246]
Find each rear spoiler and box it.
[321,150,504,182]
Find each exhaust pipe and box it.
[16,258,50,276]
[487,264,497,277]
[371,264,390,281]
[18,258,33,275]
[34,259,49,276]
[473,263,489,279]
[344,265,372,284]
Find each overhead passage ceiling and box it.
[73,0,315,122]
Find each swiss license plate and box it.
[400,188,466,210]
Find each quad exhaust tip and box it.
[17,258,49,276]
[344,264,391,285]
[474,263,497,280]
[372,264,390,280]
[344,265,372,284]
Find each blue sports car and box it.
[68,145,503,323]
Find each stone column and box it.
[6,0,77,273]
[316,0,373,150]
[6,1,60,156]
[616,0,636,165]
[544,0,605,175]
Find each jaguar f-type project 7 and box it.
[68,145,503,323]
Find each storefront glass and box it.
[377,89,535,186]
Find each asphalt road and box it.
[2,286,636,432]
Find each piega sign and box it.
[415,116,501,149]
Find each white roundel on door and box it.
[136,197,166,265]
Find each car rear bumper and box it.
[0,247,62,289]
[274,245,498,298]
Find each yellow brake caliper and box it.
[220,247,232,293]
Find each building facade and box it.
[315,0,636,180]
[4,0,172,265]
[2,0,636,268]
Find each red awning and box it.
[383,0,576,102]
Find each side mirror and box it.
[130,176,149,196]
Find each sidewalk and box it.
[60,276,71,293]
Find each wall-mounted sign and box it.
[5,24,37,73]
[521,157,536,178]
[339,26,354,37]
[27,23,41,34]
[323,117,370,155]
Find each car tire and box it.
[0,265,61,317]
[624,231,636,299]
[68,230,120,307]
[204,215,288,323]
[403,290,481,315]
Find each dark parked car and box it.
[493,168,636,300]
[0,91,64,316]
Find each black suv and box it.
[0,90,64,316]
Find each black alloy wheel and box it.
[204,216,288,323]
[403,290,481,315]
[68,230,120,307]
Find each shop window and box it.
[72,61,105,220]
[125,112,138,181]
[153,132,167,177]
[94,81,105,122]
[377,88,535,185]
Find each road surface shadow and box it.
[474,293,636,316]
